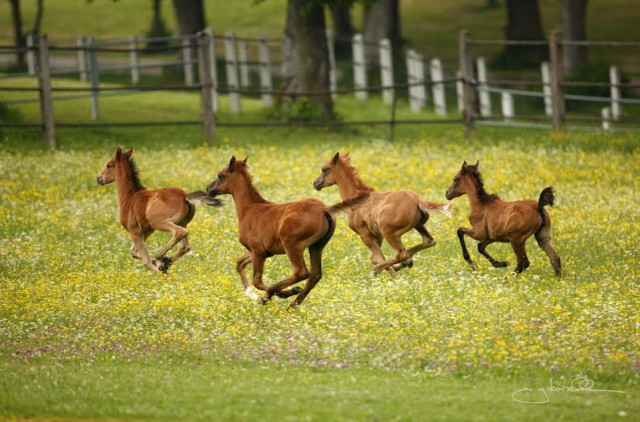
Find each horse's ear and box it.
[115,147,122,159]
[242,156,249,164]
[344,152,351,160]
[475,160,479,168]
[332,152,340,164]
[125,147,133,157]
[229,156,237,172]
[462,161,468,170]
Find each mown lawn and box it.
[0,91,638,419]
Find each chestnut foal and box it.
[206,156,368,307]
[445,161,561,276]
[97,147,222,273]
[313,152,451,276]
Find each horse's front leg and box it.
[457,227,477,268]
[358,231,398,277]
[129,231,160,273]
[236,253,259,300]
[478,240,508,268]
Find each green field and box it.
[1,85,640,419]
[2,1,640,420]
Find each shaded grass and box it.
[1,358,637,421]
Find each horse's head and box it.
[97,147,132,186]
[313,152,349,191]
[446,160,479,200]
[207,155,247,197]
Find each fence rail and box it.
[1,29,639,148]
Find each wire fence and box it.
[1,29,639,148]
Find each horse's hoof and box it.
[259,296,270,305]
[497,261,509,268]
[290,286,303,295]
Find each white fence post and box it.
[541,62,552,116]
[406,50,425,113]
[352,34,368,100]
[182,37,194,86]
[476,57,491,117]
[379,38,394,104]
[430,58,446,116]
[224,31,241,113]
[456,70,464,114]
[610,65,621,121]
[602,107,611,131]
[204,28,219,112]
[258,34,273,107]
[326,30,337,100]
[26,34,36,76]
[77,35,88,82]
[129,36,140,86]
[87,36,100,120]
[501,92,514,120]
[238,40,250,88]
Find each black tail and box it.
[311,212,336,250]
[536,187,555,230]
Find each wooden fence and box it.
[1,29,639,148]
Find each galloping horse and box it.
[97,147,222,273]
[313,152,451,276]
[206,156,368,307]
[445,161,561,276]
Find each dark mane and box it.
[467,165,499,203]
[235,162,269,203]
[340,159,375,193]
[125,155,146,191]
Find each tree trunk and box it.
[559,0,589,75]
[500,0,547,67]
[363,0,402,67]
[32,0,44,35]
[281,0,333,117]
[171,0,206,35]
[147,0,171,49]
[9,0,25,67]
[329,2,354,60]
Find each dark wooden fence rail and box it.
[1,29,639,149]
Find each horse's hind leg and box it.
[264,248,309,303]
[290,245,324,308]
[510,241,530,273]
[535,228,561,277]
[393,225,436,272]
[153,222,189,261]
[478,240,508,268]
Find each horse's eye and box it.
[218,173,224,179]
[107,163,114,168]
[322,168,328,174]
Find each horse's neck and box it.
[465,180,488,213]
[115,164,140,204]
[230,175,265,220]
[335,165,370,199]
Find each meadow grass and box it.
[1,84,639,419]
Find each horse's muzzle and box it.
[207,188,220,197]
[96,176,105,186]
[313,179,324,191]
